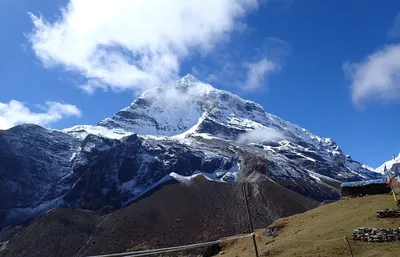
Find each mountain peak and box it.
[179,74,199,84]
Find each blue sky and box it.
[1,0,400,168]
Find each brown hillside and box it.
[0,177,317,257]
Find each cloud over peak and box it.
[29,0,258,94]
[242,58,279,91]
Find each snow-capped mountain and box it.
[375,153,400,174]
[67,74,378,181]
[0,74,381,230]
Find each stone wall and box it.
[353,227,400,242]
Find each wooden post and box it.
[242,184,259,257]
[344,236,354,257]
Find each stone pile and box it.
[353,227,400,242]
[376,209,400,218]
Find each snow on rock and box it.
[0,241,8,252]
[170,172,208,185]
[63,125,132,140]
[98,75,212,136]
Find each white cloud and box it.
[388,12,400,39]
[0,100,81,130]
[343,44,400,107]
[148,80,213,108]
[242,58,279,91]
[28,0,258,94]
[262,37,292,61]
[238,127,284,143]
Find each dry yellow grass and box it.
[220,195,400,257]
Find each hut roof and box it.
[341,178,387,188]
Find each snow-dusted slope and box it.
[73,74,376,179]
[97,75,212,136]
[94,74,270,136]
[64,125,131,140]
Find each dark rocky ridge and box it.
[62,134,238,211]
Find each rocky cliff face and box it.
[0,124,80,228]
[0,74,381,231]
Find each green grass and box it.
[221,195,400,257]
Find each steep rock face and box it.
[62,134,238,211]
[0,125,80,228]
[0,75,381,231]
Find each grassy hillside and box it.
[221,195,400,257]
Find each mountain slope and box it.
[0,178,318,257]
[0,75,381,231]
[0,125,80,229]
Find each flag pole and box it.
[387,158,398,203]
[242,184,259,257]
